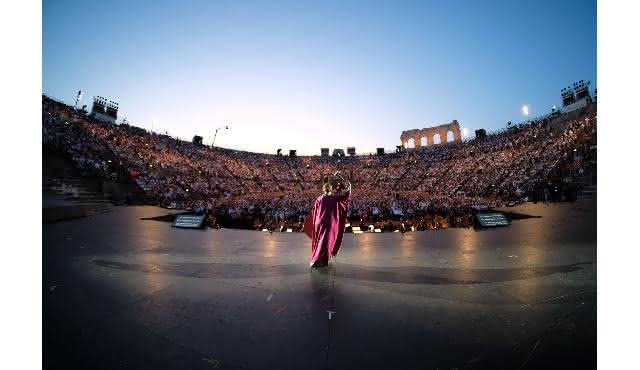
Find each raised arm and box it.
[336,180,352,202]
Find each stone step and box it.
[63,197,113,203]
[45,176,116,206]
[54,191,100,198]
[43,183,87,190]
[43,176,84,182]
[577,187,597,199]
[65,201,113,207]
[43,182,86,189]
[60,192,108,197]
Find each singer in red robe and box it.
[304,180,351,268]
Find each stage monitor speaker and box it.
[289,150,297,157]
[321,148,329,156]
[347,147,356,156]
[173,214,206,229]
[376,147,385,155]
[475,212,510,228]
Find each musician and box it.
[305,174,351,268]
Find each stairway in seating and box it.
[577,184,597,199]
[42,174,114,225]
[43,176,114,208]
[43,155,119,212]
[577,166,597,199]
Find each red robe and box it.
[304,190,351,267]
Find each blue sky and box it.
[43,0,596,154]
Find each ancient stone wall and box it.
[400,120,462,149]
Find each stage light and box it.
[522,105,529,116]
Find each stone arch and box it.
[420,136,428,146]
[447,131,455,142]
[433,134,441,144]
[407,138,415,148]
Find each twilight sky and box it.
[43,0,596,155]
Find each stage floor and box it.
[43,199,596,370]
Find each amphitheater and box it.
[42,95,597,231]
[43,95,597,370]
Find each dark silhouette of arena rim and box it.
[400,120,462,149]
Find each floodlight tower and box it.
[74,90,83,109]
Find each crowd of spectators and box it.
[42,95,597,231]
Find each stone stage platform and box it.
[43,199,596,369]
